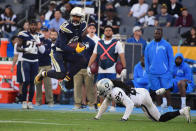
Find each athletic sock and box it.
[181,97,186,107]
[64,75,71,81]
[162,97,167,107]
[41,71,47,77]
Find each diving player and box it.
[17,20,45,109]
[95,78,191,123]
[35,7,87,85]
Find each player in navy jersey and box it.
[34,7,87,85]
[17,20,45,109]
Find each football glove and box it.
[87,66,92,77]
[24,45,37,54]
[75,43,85,53]
[120,69,127,79]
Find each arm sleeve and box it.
[95,98,111,119]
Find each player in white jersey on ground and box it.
[94,78,191,123]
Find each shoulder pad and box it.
[18,31,29,37]
[60,21,72,33]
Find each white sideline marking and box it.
[0,120,79,126]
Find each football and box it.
[67,42,84,49]
[90,61,98,74]
[115,61,123,74]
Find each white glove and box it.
[120,69,127,79]
[87,66,92,77]
[24,44,37,54]
[38,45,45,54]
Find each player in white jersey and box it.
[94,78,191,123]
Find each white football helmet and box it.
[70,7,85,26]
[96,78,114,96]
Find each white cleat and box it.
[34,69,45,85]
[182,106,191,123]
[156,88,166,95]
[22,101,28,109]
[27,102,34,109]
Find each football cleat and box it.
[27,102,34,109]
[156,88,166,95]
[182,106,191,123]
[34,69,45,85]
[22,101,27,109]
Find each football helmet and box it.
[70,7,85,26]
[96,78,114,96]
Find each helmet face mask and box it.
[96,78,114,97]
[70,7,85,26]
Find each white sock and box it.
[181,97,186,106]
[162,97,167,105]
[41,71,46,77]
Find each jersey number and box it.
[115,91,122,102]
[26,41,37,54]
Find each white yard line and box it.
[0,120,79,126]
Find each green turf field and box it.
[0,109,195,131]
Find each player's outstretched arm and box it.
[94,98,111,120]
[121,96,134,121]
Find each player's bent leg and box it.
[34,68,46,85]
[159,106,191,123]
[141,104,160,122]
[141,90,161,121]
[159,111,180,122]
[65,53,87,78]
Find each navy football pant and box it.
[47,50,86,80]
[21,61,38,102]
